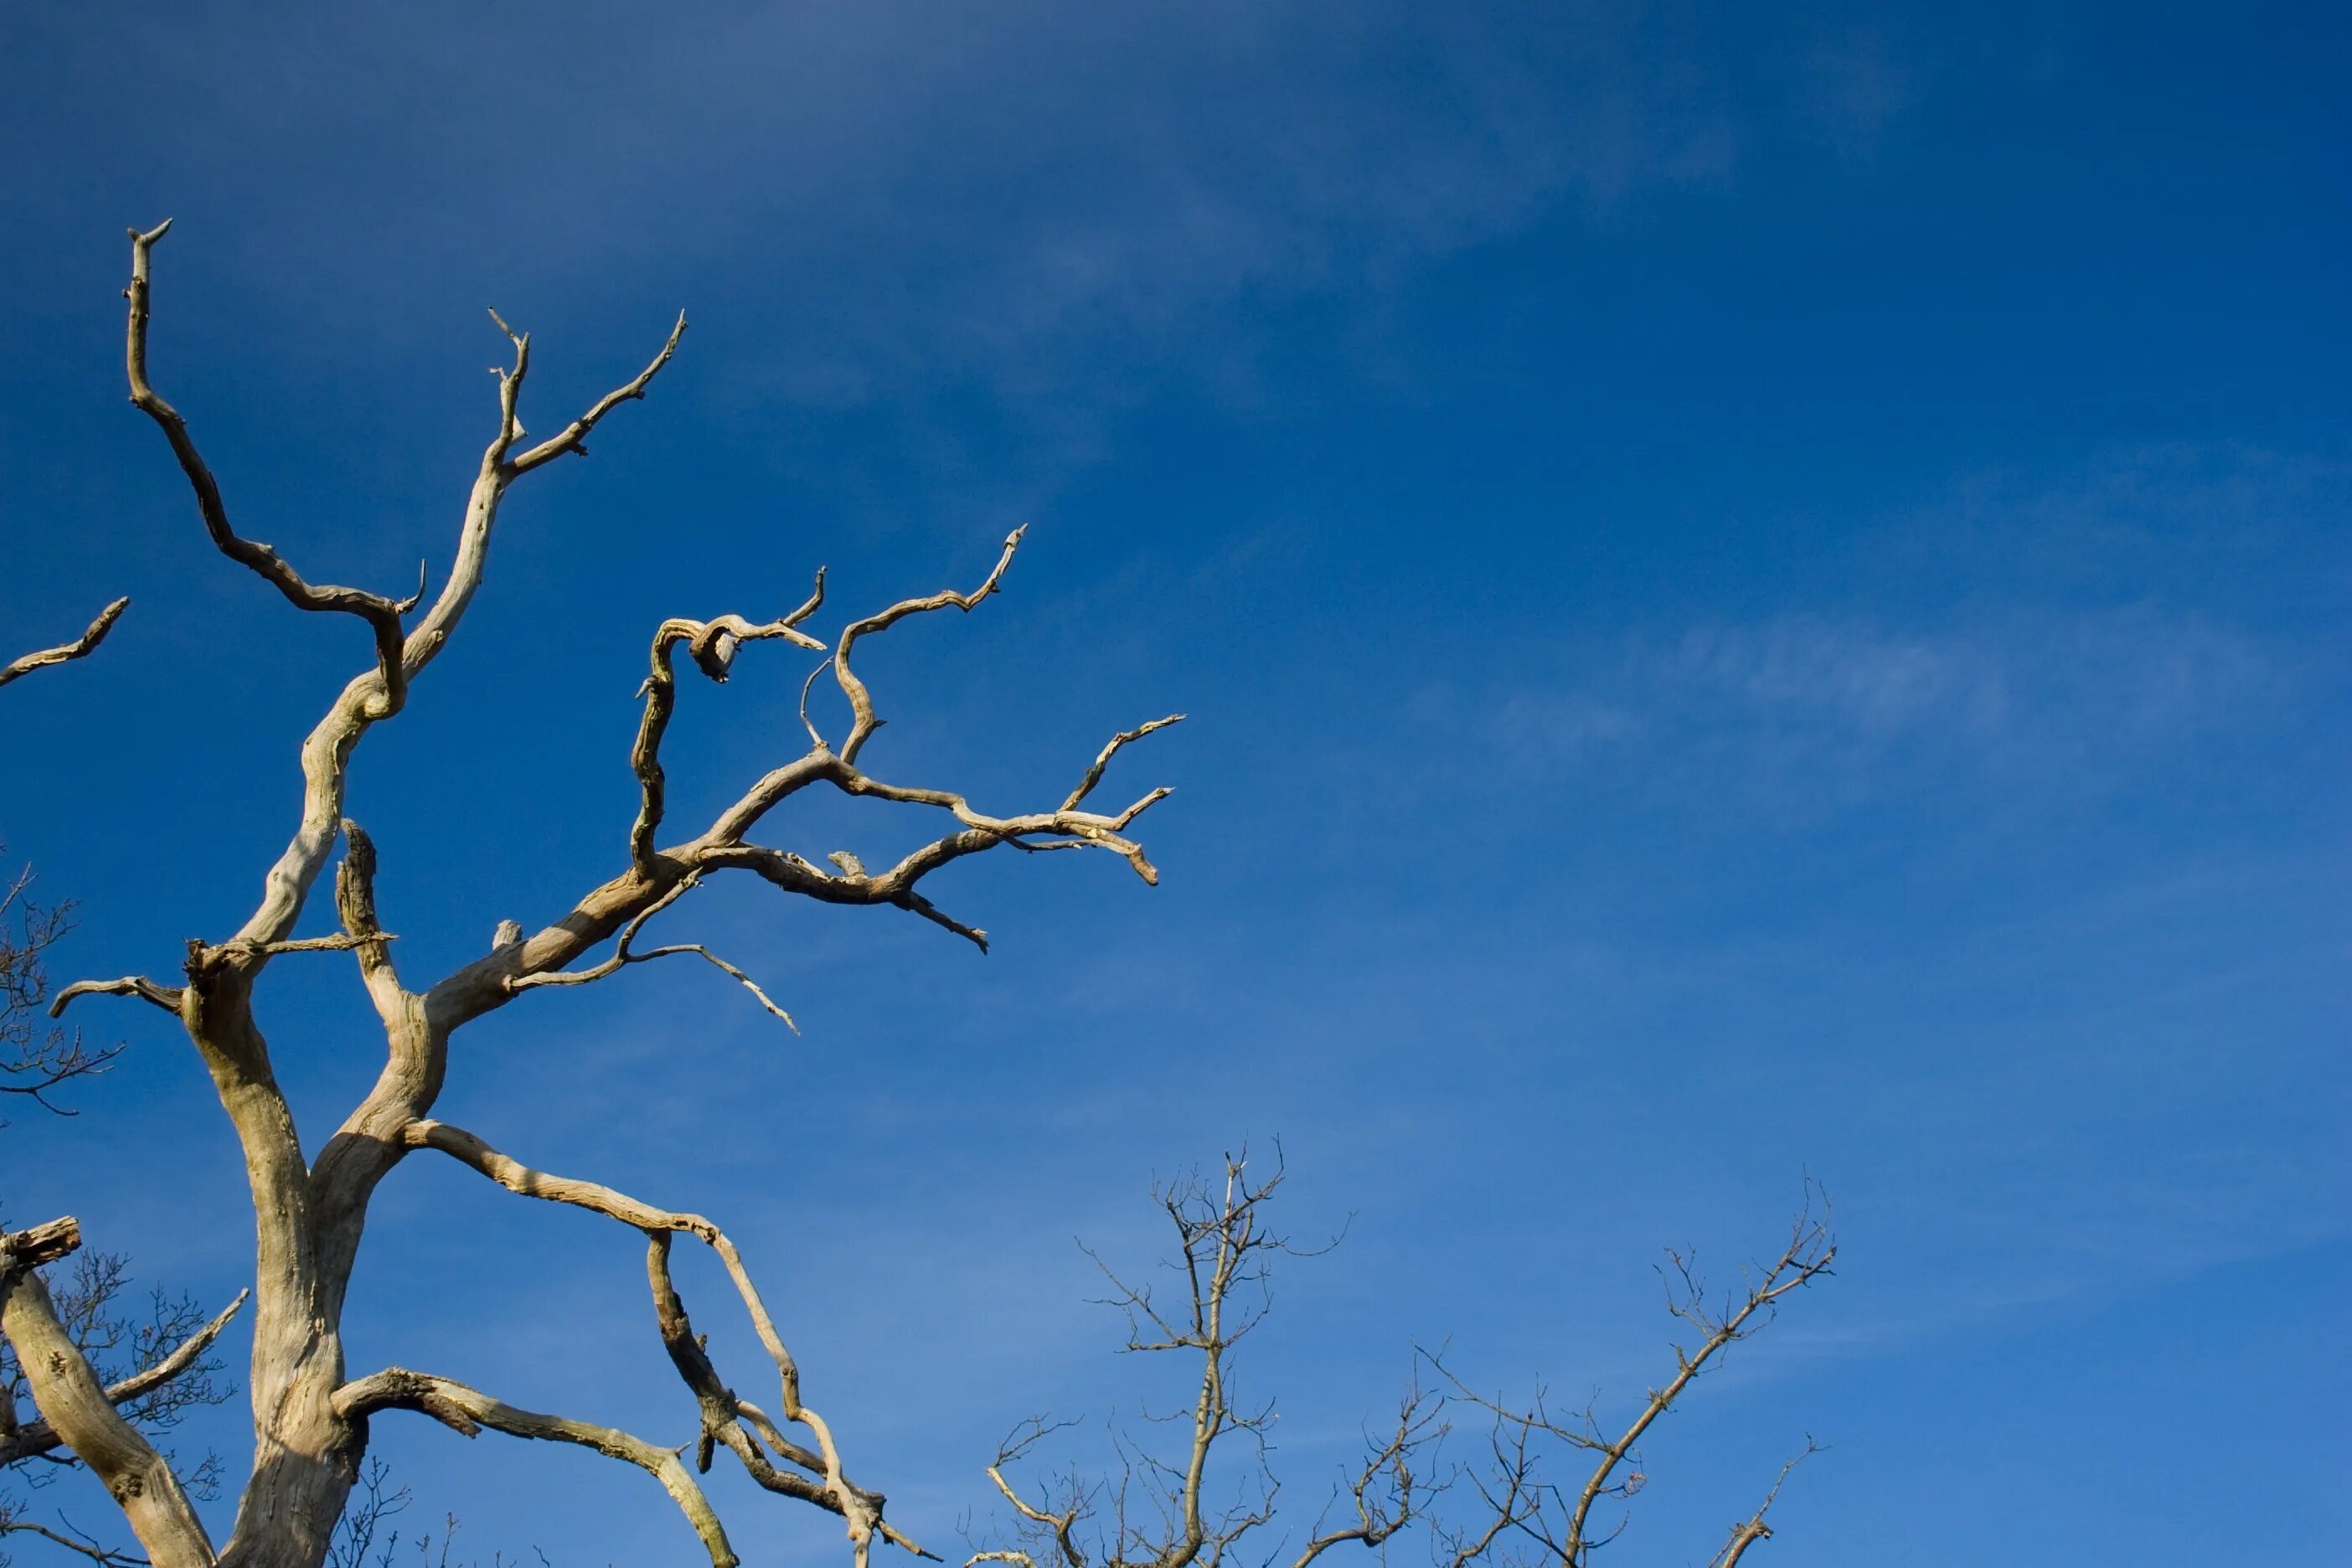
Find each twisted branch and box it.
[631,574,828,868]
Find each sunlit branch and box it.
[0,598,128,690]
[333,1367,735,1567]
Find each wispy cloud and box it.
[7,3,1792,401]
[1469,446,2342,818]
[1489,601,2282,816]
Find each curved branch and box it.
[399,1122,892,1565]
[508,312,689,474]
[1063,716,1185,812]
[631,574,828,869]
[0,598,128,690]
[1288,1390,1442,1568]
[832,528,1024,764]
[333,1367,735,1567]
[503,872,797,1029]
[128,220,412,714]
[48,975,183,1019]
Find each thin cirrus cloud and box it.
[1491,604,2277,811]
[8,3,1760,397]
[1475,447,2327,815]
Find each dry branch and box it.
[128,221,414,716]
[334,1369,734,1566]
[1,1230,214,1568]
[0,599,128,690]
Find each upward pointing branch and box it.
[126,219,414,716]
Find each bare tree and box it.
[0,221,1182,1568]
[972,1156,1833,1568]
[1,864,123,1120]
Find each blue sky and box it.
[2,3,2345,1564]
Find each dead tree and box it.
[972,1157,1832,1568]
[0,221,1180,1568]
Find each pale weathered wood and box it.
[0,598,126,689]
[2,1229,217,1568]
[13,221,1179,1568]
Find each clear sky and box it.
[3,3,2345,1564]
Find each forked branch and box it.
[334,1368,735,1567]
[0,1224,214,1568]
[382,1121,908,1565]
[425,534,1180,1031]
[502,871,796,1029]
[630,574,830,867]
[1704,1441,1820,1568]
[1433,1191,1836,1567]
[506,312,689,474]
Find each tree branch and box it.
[0,1230,214,1568]
[831,528,1024,765]
[397,1121,890,1565]
[0,1286,250,1467]
[1703,1441,1819,1568]
[0,598,128,690]
[0,1514,152,1567]
[503,871,797,1029]
[48,977,183,1019]
[333,1368,734,1567]
[507,312,689,474]
[127,220,413,716]
[630,575,829,869]
[333,819,409,1028]
[1433,1191,1836,1567]
[644,1237,932,1559]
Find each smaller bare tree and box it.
[970,1154,1833,1568]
